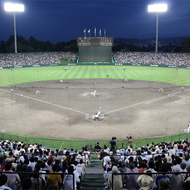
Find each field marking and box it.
[175,96,190,105]
[3,98,15,104]
[0,89,87,115]
[105,89,190,115]
[0,97,15,104]
[0,88,189,116]
[0,91,6,94]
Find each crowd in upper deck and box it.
[0,52,190,67]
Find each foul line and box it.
[3,98,15,104]
[0,89,87,115]
[104,89,190,115]
[1,88,190,116]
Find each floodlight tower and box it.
[4,3,25,54]
[148,4,167,53]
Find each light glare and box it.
[148,4,167,13]
[4,3,24,12]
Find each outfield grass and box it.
[0,66,190,87]
[0,65,190,149]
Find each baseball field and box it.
[0,66,190,141]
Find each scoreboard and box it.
[77,37,113,63]
[77,37,113,47]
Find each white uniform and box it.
[184,123,190,133]
[125,79,128,82]
[92,107,101,120]
[11,89,13,93]
[60,80,63,83]
[36,90,40,95]
[91,90,97,97]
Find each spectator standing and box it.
[128,136,133,149]
[110,137,116,154]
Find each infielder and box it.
[36,90,40,95]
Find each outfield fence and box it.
[0,132,190,150]
[1,62,190,68]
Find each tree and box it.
[182,36,190,52]
[0,41,6,53]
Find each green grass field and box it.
[1,65,190,149]
[0,66,190,87]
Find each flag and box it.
[94,27,96,37]
[83,29,86,33]
[88,29,90,33]
[99,29,101,36]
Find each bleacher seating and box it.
[0,138,190,189]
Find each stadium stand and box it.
[0,52,190,66]
[113,52,190,66]
[0,52,78,66]
[1,138,190,189]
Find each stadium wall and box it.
[1,63,190,69]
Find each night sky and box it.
[1,0,190,43]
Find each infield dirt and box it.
[0,79,189,140]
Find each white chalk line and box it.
[175,96,190,105]
[3,98,15,104]
[0,91,6,94]
[105,89,190,115]
[0,97,15,104]
[0,89,87,115]
[1,88,190,116]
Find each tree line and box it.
[0,35,190,53]
[0,35,78,53]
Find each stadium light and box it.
[4,3,25,54]
[148,4,167,53]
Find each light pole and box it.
[148,4,167,53]
[4,3,24,54]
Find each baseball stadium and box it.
[0,39,190,150]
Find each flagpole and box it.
[104,29,106,41]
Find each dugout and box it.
[77,37,113,63]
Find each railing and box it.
[111,171,189,190]
[0,171,75,190]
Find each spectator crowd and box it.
[1,52,190,67]
[97,138,190,190]
[113,52,190,66]
[1,137,190,189]
[0,52,78,67]
[0,139,89,190]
